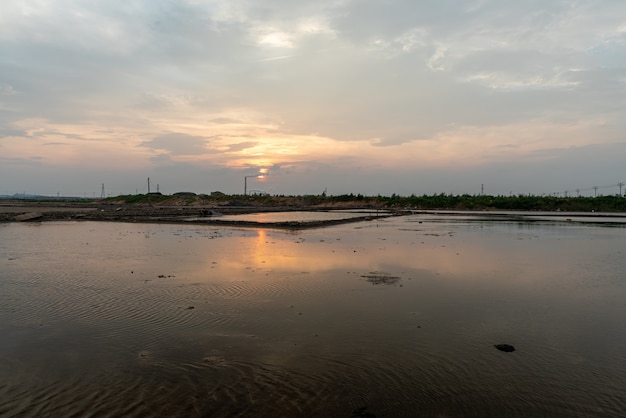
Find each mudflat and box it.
[2,214,625,417]
[0,200,401,229]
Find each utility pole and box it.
[147,177,151,206]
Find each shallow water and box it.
[213,209,389,223]
[1,215,625,417]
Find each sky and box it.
[1,0,625,197]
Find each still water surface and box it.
[1,214,625,417]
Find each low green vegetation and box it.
[103,192,626,213]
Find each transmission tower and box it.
[100,183,105,199]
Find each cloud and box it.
[0,127,27,138]
[0,155,44,167]
[226,141,259,152]
[0,0,625,196]
[209,117,246,124]
[141,133,209,155]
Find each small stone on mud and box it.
[353,406,377,417]
[203,356,225,365]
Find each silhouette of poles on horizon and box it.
[537,180,625,198]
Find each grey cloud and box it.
[149,153,174,164]
[0,127,27,138]
[38,130,95,140]
[250,50,559,144]
[0,156,44,166]
[226,141,258,152]
[1,2,253,122]
[1,0,625,196]
[141,133,209,155]
[3,0,616,143]
[43,142,71,146]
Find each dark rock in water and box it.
[494,344,516,352]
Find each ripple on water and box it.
[4,347,617,418]
[2,221,626,417]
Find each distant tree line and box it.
[101,192,626,213]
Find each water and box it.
[196,209,389,223]
[1,215,625,417]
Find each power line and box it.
[547,181,624,197]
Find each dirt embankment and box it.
[0,200,406,229]
[0,202,243,223]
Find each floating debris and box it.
[360,272,401,286]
